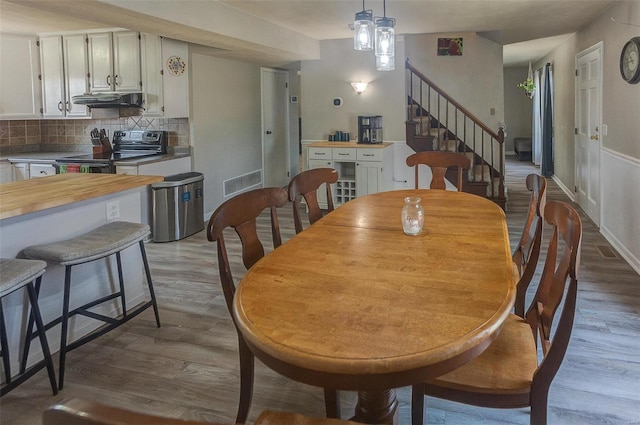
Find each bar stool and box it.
[0,258,57,396]
[23,221,161,390]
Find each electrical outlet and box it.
[106,201,120,221]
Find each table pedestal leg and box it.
[352,389,398,424]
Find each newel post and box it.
[498,127,505,199]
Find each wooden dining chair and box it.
[513,174,547,317]
[43,398,362,425]
[405,151,471,191]
[287,168,339,233]
[207,187,339,423]
[411,200,582,425]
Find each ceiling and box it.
[0,0,617,67]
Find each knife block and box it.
[92,138,112,154]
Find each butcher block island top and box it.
[0,174,163,220]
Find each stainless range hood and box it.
[72,92,143,118]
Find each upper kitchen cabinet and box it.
[141,35,189,118]
[40,35,90,118]
[0,34,42,119]
[88,31,141,93]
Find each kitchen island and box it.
[0,173,163,373]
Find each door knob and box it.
[590,135,599,140]
[265,130,272,135]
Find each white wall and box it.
[189,47,263,215]
[536,0,640,274]
[405,32,505,135]
[300,37,406,143]
[503,66,533,154]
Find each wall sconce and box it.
[350,82,368,94]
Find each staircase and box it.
[405,60,506,209]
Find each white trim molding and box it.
[552,175,576,202]
[600,147,640,275]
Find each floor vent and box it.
[223,170,262,197]
[596,245,618,259]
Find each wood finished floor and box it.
[2,157,639,425]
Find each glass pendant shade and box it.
[354,10,374,51]
[376,54,395,71]
[375,17,395,57]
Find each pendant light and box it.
[353,1,374,51]
[376,54,395,71]
[375,0,395,71]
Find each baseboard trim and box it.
[552,175,575,202]
[601,226,640,276]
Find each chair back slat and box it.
[288,168,339,233]
[207,187,288,314]
[513,174,547,317]
[405,151,471,191]
[527,201,582,388]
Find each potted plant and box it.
[517,62,536,99]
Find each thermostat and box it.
[332,97,343,108]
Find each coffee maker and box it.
[357,115,383,144]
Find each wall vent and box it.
[223,170,262,197]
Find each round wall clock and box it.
[620,37,640,84]
[166,56,186,76]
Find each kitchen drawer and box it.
[357,148,382,162]
[332,148,356,161]
[308,147,332,159]
[29,163,56,178]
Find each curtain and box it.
[541,63,554,176]
[532,69,542,165]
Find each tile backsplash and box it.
[0,117,189,155]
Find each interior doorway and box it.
[261,68,290,188]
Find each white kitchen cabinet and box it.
[29,163,56,178]
[140,33,164,117]
[0,34,42,119]
[88,31,141,93]
[12,163,30,181]
[161,38,189,118]
[40,34,90,118]
[0,161,13,184]
[116,156,191,177]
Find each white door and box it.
[40,35,66,118]
[575,44,602,226]
[261,68,290,188]
[112,31,141,92]
[87,32,113,92]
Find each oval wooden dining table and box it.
[233,189,516,424]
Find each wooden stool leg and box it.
[58,265,72,390]
[139,241,160,327]
[26,279,58,395]
[0,301,12,387]
[19,276,45,375]
[115,252,127,318]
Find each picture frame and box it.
[437,38,463,56]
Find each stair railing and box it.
[406,59,505,200]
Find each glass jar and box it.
[401,196,424,235]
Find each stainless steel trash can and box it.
[151,172,204,242]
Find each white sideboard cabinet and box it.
[307,142,393,208]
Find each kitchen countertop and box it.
[0,173,163,220]
[2,152,190,165]
[308,141,393,148]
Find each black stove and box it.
[56,130,167,173]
